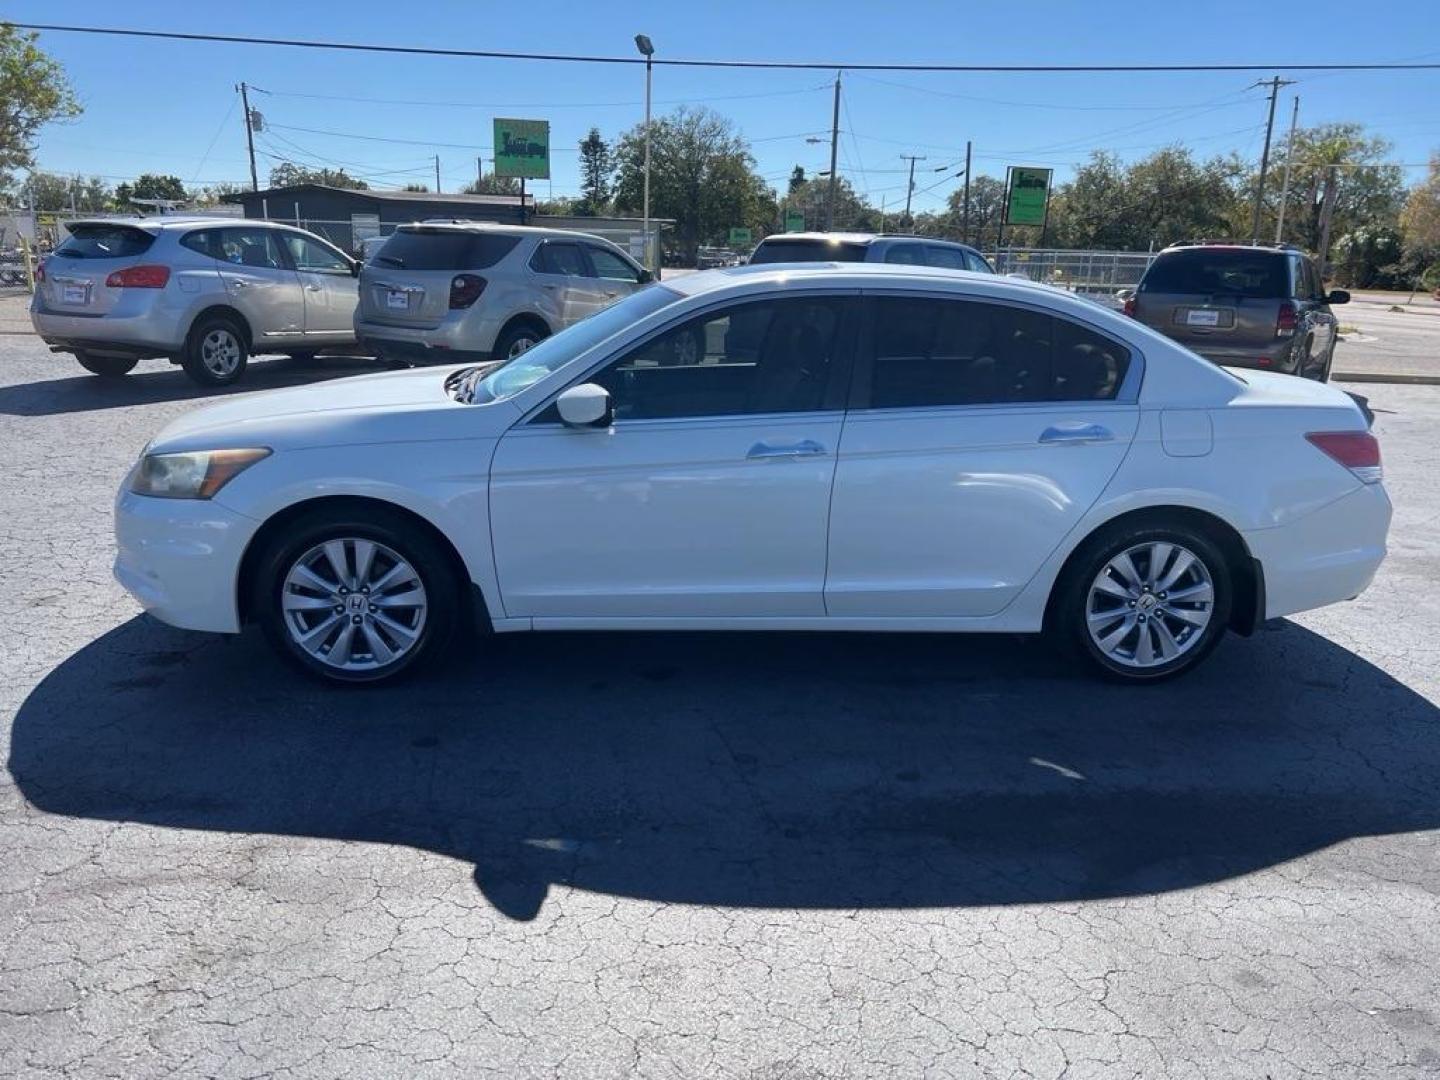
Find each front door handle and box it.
[747,439,826,459]
[1039,422,1113,444]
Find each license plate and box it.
[62,284,88,305]
[386,290,409,310]
[1186,308,1221,327]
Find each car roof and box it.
[754,232,981,251]
[667,261,1067,303]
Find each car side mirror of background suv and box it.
[1327,289,1350,305]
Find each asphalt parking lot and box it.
[2,332,1439,1078]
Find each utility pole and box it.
[237,82,259,192]
[1248,76,1293,243]
[901,154,927,228]
[434,155,441,194]
[1274,96,1300,244]
[962,140,972,244]
[825,72,841,231]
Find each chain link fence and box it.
[992,248,1157,304]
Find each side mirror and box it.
[637,268,653,285]
[351,259,363,278]
[556,383,612,427]
[1327,289,1350,305]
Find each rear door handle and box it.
[747,439,826,459]
[1039,423,1113,444]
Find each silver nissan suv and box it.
[31,218,361,387]
[354,223,652,363]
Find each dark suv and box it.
[1125,242,1347,381]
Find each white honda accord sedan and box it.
[114,263,1390,684]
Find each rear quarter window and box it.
[749,239,869,264]
[1140,250,1288,298]
[372,230,520,270]
[54,226,155,260]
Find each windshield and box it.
[464,286,682,404]
[749,239,869,264]
[1140,249,1289,298]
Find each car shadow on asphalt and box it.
[0,354,408,416]
[10,616,1438,921]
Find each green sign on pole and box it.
[493,118,551,179]
[728,227,753,246]
[784,209,805,233]
[1004,166,1052,227]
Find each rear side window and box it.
[883,244,927,266]
[867,297,1131,408]
[372,230,519,270]
[54,225,155,260]
[924,245,968,270]
[749,239,869,264]
[1140,249,1288,298]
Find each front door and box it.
[281,232,358,337]
[826,294,1139,618]
[529,240,607,329]
[214,227,305,339]
[582,243,646,311]
[490,295,855,619]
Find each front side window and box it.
[867,297,1130,408]
[217,228,286,269]
[590,297,846,421]
[587,246,642,283]
[963,250,994,274]
[533,242,590,277]
[284,234,351,274]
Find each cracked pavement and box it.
[2,342,1438,1078]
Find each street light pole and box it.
[635,34,655,270]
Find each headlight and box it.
[130,448,271,499]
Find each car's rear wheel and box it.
[494,322,548,361]
[75,352,138,378]
[256,507,460,684]
[182,315,249,387]
[1054,521,1232,682]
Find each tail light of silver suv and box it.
[449,274,486,309]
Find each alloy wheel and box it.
[280,538,428,672]
[1085,541,1214,670]
[202,328,243,377]
[507,335,536,359]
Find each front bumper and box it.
[1244,482,1392,620]
[113,487,259,633]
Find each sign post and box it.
[784,209,805,233]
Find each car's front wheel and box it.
[1054,521,1232,682]
[75,352,138,378]
[256,507,461,684]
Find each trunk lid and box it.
[40,223,159,317]
[358,227,522,330]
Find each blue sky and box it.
[12,0,1440,210]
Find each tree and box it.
[0,26,81,195]
[268,163,369,190]
[114,173,188,205]
[576,128,612,216]
[463,172,520,195]
[1266,124,1403,255]
[613,106,772,262]
[21,172,111,212]
[401,182,430,192]
[1399,153,1440,285]
[787,165,807,196]
[192,181,246,206]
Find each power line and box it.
[250,83,830,109]
[16,24,1440,72]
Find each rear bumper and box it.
[113,486,258,633]
[1194,341,1296,372]
[33,308,183,358]
[355,313,499,363]
[1244,482,1391,620]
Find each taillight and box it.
[105,265,170,289]
[449,274,486,309]
[1306,431,1382,484]
[1122,295,1136,318]
[1276,300,1297,337]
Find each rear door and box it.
[38,223,158,316]
[826,294,1139,618]
[529,240,607,327]
[213,227,305,338]
[279,232,358,337]
[1135,248,1286,351]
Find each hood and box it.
[145,365,521,454]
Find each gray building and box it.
[225,184,665,262]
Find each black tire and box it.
[1293,335,1314,378]
[255,505,461,685]
[1316,338,1336,383]
[75,352,138,378]
[493,321,548,362]
[1052,518,1233,683]
[182,314,249,387]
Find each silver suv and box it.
[31,218,361,386]
[354,223,652,363]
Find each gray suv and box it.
[354,223,652,363]
[31,218,361,386]
[748,232,995,273]
[1126,242,1348,381]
